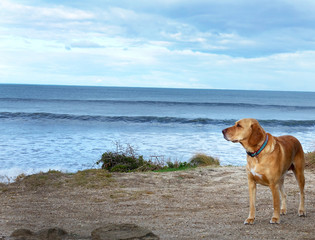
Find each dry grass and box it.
[305,151,315,169]
[70,169,113,188]
[3,169,114,192]
[189,153,220,166]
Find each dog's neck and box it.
[245,134,269,158]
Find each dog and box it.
[222,118,306,224]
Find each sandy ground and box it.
[1,166,315,239]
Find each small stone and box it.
[91,224,159,240]
[10,229,33,237]
[36,227,68,240]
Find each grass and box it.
[305,151,315,169]
[97,142,220,173]
[70,169,113,188]
[6,169,113,191]
[189,153,220,167]
[0,154,220,193]
[14,170,65,190]
[154,154,220,172]
[0,144,221,192]
[154,165,192,172]
[0,147,221,193]
[1,150,314,193]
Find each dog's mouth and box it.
[222,132,238,143]
[223,135,230,141]
[223,134,239,143]
[223,136,238,143]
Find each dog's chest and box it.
[250,168,262,179]
[247,160,269,185]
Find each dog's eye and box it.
[237,123,242,128]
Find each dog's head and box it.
[222,118,265,147]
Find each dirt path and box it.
[1,166,315,239]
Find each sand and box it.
[1,166,315,239]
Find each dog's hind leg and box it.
[292,151,306,217]
[292,168,306,216]
[279,178,287,215]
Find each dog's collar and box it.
[246,134,269,157]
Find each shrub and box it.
[97,143,220,172]
[166,161,175,169]
[189,153,220,167]
[96,142,161,172]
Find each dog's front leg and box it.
[270,183,281,224]
[244,177,256,225]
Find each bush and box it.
[96,142,161,172]
[166,161,175,169]
[97,143,220,172]
[189,153,220,167]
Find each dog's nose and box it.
[222,129,227,136]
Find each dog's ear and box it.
[248,122,264,146]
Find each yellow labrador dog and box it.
[222,118,306,224]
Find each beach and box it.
[1,166,315,239]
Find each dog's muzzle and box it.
[222,128,229,141]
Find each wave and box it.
[1,98,315,110]
[1,112,315,127]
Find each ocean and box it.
[1,84,315,181]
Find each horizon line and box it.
[1,82,315,93]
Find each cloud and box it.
[2,0,315,90]
[0,0,94,22]
[2,0,313,57]
[66,41,105,50]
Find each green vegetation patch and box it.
[97,142,220,172]
[155,161,193,172]
[96,143,162,172]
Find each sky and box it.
[1,0,315,91]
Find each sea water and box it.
[1,84,315,180]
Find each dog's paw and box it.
[280,209,287,215]
[298,210,306,217]
[244,218,255,225]
[269,217,280,224]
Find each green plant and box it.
[96,142,161,172]
[97,143,220,172]
[166,161,175,168]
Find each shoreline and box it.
[1,166,315,239]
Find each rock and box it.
[8,224,159,240]
[91,224,159,240]
[10,229,33,237]
[10,227,68,240]
[36,227,68,240]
